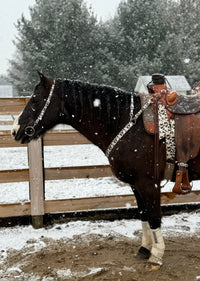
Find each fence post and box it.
[28,138,45,228]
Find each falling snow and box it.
[93,98,101,107]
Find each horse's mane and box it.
[63,79,132,131]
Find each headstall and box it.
[25,80,56,136]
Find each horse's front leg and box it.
[139,222,165,268]
[133,189,152,258]
[133,182,165,269]
[148,226,165,268]
[140,221,152,257]
[147,185,165,268]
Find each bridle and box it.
[25,80,56,136]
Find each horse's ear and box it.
[37,70,45,81]
[37,71,53,89]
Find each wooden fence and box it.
[0,98,200,228]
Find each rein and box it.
[25,80,56,136]
[106,94,151,158]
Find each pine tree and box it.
[8,0,105,95]
[176,0,200,86]
[102,0,171,90]
[8,0,200,94]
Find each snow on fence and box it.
[0,98,200,228]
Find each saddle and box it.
[140,73,200,194]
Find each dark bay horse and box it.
[12,72,200,269]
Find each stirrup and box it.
[172,164,192,194]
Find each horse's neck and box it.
[64,80,133,152]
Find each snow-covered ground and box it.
[0,211,200,280]
[0,211,200,259]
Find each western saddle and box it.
[140,73,200,194]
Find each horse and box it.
[11,72,200,270]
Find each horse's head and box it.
[12,72,63,143]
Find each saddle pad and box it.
[139,93,175,161]
[167,94,200,115]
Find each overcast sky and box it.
[0,0,122,76]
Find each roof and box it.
[134,75,191,93]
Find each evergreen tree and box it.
[103,0,173,90]
[8,0,200,94]
[8,0,105,95]
[175,0,200,86]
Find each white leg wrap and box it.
[148,228,165,265]
[141,221,152,250]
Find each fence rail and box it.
[0,98,200,228]
[0,129,91,147]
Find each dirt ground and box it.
[1,230,200,281]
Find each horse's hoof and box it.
[145,262,161,271]
[137,246,151,259]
